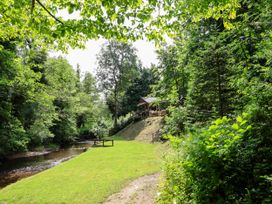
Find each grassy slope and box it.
[117,117,163,142]
[0,140,161,204]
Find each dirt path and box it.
[105,117,164,204]
[103,173,160,204]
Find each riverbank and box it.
[4,140,92,160]
[0,140,162,204]
[0,141,94,188]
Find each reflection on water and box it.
[0,141,93,188]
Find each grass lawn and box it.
[0,140,162,204]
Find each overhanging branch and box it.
[35,0,64,24]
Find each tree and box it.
[183,20,234,124]
[154,45,189,105]
[151,45,190,135]
[120,68,157,115]
[21,49,56,146]
[96,41,140,127]
[0,41,57,155]
[44,57,78,145]
[82,72,99,101]
[0,41,28,156]
[76,72,99,130]
[158,1,272,203]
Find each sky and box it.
[50,39,159,75]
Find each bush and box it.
[163,106,188,136]
[109,113,135,136]
[78,127,96,140]
[0,118,29,157]
[78,116,113,139]
[158,114,271,203]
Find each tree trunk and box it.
[216,52,224,117]
[114,87,118,128]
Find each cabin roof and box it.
[142,97,157,103]
[137,97,158,106]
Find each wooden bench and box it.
[93,138,114,147]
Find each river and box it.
[0,141,93,188]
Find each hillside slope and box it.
[116,117,163,142]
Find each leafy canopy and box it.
[0,0,241,50]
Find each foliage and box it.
[156,1,272,203]
[82,72,99,101]
[153,45,188,105]
[186,26,234,123]
[153,0,272,139]
[43,57,78,145]
[109,113,136,136]
[0,0,242,51]
[0,43,112,157]
[158,114,268,203]
[0,43,27,155]
[162,106,188,136]
[0,0,271,202]
[96,41,141,127]
[21,49,57,146]
[0,42,54,155]
[120,68,157,116]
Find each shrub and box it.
[163,106,188,136]
[0,118,29,157]
[109,113,135,135]
[158,114,272,203]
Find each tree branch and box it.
[35,0,64,24]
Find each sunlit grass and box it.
[0,140,162,204]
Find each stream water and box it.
[0,141,93,188]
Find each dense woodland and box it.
[0,0,272,203]
[0,43,111,155]
[154,1,272,203]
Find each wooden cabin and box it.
[137,97,166,118]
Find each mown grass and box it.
[0,140,162,204]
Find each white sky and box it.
[50,39,159,75]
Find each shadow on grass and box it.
[92,145,114,148]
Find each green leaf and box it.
[232,123,239,130]
[236,116,243,123]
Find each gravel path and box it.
[103,173,160,204]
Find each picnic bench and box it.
[92,137,114,147]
